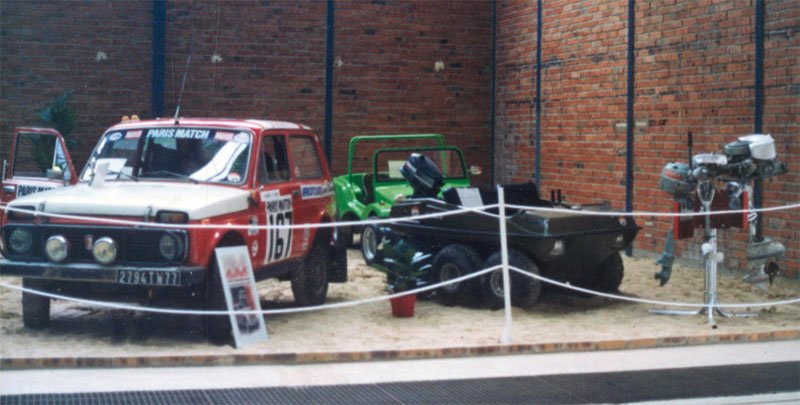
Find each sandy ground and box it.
[1,250,799,358]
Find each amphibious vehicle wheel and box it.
[360,216,381,265]
[593,252,624,293]
[292,243,330,306]
[22,278,50,329]
[206,259,232,345]
[433,244,482,306]
[481,250,542,310]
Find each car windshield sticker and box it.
[263,194,293,264]
[233,133,249,144]
[108,132,123,141]
[215,131,234,142]
[125,130,142,139]
[300,183,334,199]
[145,128,211,139]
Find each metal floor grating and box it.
[2,361,798,404]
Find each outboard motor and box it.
[401,153,444,198]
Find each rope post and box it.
[497,185,513,344]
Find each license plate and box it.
[117,270,180,286]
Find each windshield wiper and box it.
[141,170,199,184]
[107,170,139,182]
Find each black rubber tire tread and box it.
[433,244,482,306]
[291,243,330,306]
[481,249,542,310]
[22,278,50,329]
[593,252,625,293]
[206,258,233,346]
[360,216,380,265]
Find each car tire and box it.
[22,278,50,329]
[433,244,482,306]
[292,243,330,306]
[360,216,381,265]
[206,258,232,346]
[592,252,624,293]
[481,249,542,310]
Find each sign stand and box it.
[215,246,268,348]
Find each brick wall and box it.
[1,0,797,274]
[496,0,799,275]
[0,0,153,168]
[1,0,493,184]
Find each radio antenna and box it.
[174,29,195,124]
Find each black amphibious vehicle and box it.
[373,153,640,309]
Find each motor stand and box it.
[650,179,757,327]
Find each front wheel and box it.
[291,243,330,306]
[433,244,482,306]
[360,216,381,265]
[481,249,542,310]
[22,278,50,329]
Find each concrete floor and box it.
[2,341,798,402]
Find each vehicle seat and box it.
[362,173,374,204]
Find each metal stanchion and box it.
[498,185,513,343]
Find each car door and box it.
[285,132,332,256]
[253,133,298,266]
[1,128,77,226]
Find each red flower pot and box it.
[390,294,417,318]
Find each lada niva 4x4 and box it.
[0,118,347,343]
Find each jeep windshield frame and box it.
[79,127,253,185]
[372,146,468,185]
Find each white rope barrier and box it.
[0,203,500,230]
[506,202,800,218]
[1,260,798,317]
[0,266,499,316]
[2,200,800,230]
[0,194,797,333]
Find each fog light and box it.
[614,234,625,247]
[550,240,565,256]
[92,237,118,265]
[45,235,69,262]
[158,234,179,261]
[9,228,33,254]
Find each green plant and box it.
[30,90,78,172]
[372,235,432,293]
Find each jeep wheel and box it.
[360,216,381,265]
[481,249,542,310]
[206,259,232,345]
[592,252,624,293]
[22,278,50,329]
[433,244,482,306]
[292,243,329,306]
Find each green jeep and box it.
[333,134,477,263]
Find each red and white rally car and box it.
[0,118,346,343]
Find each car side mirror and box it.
[469,166,482,176]
[47,167,64,181]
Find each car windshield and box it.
[79,127,252,184]
[374,148,466,181]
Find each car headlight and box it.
[158,234,180,261]
[550,240,565,256]
[9,228,33,254]
[92,237,118,265]
[45,235,69,262]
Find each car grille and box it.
[1,224,187,265]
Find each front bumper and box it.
[0,259,205,287]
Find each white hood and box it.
[10,182,250,220]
